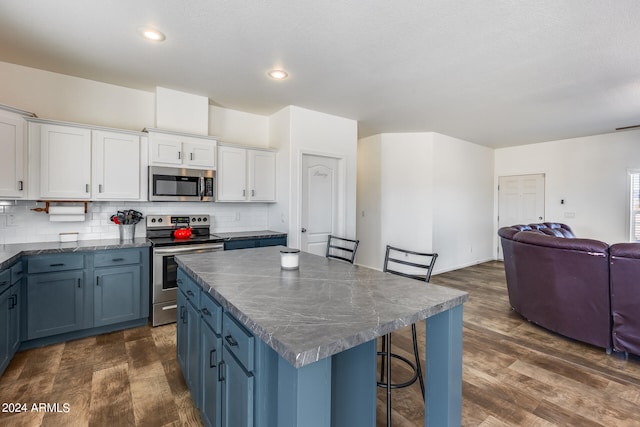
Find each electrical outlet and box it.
[6,214,16,226]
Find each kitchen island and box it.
[176,246,468,427]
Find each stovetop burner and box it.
[146,214,224,247]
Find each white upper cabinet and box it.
[40,124,92,199]
[147,130,216,169]
[217,145,247,201]
[92,130,141,200]
[217,145,276,202]
[0,109,27,199]
[248,150,276,202]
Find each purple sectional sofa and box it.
[499,222,640,356]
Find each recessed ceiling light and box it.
[138,27,166,42]
[268,69,289,80]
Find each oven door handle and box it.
[154,244,224,255]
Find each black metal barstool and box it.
[325,235,360,264]
[378,245,438,426]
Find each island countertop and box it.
[175,246,468,368]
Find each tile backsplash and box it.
[0,200,272,244]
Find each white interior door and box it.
[498,173,545,258]
[301,155,339,256]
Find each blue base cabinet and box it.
[19,248,149,349]
[0,262,23,376]
[223,236,287,251]
[177,268,277,427]
[201,321,222,427]
[27,269,86,339]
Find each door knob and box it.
[301,228,307,233]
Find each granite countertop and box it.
[176,246,468,368]
[212,230,287,240]
[0,238,150,270]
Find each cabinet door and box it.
[248,150,276,202]
[177,289,189,375]
[8,283,20,356]
[40,124,91,199]
[94,265,141,327]
[217,146,247,201]
[150,134,183,166]
[184,138,216,169]
[187,299,201,407]
[92,131,141,200]
[0,287,10,374]
[222,347,254,427]
[201,322,222,427]
[0,112,26,198]
[26,270,85,339]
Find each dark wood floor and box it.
[1,261,639,426]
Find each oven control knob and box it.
[158,218,163,223]
[192,217,196,222]
[151,218,156,223]
[197,217,202,222]
[203,217,207,222]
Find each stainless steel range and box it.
[147,214,224,326]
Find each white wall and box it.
[494,128,640,246]
[356,132,494,273]
[268,106,358,249]
[0,61,154,131]
[433,133,494,271]
[209,105,269,147]
[356,134,382,268]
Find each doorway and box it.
[497,173,545,258]
[300,154,342,256]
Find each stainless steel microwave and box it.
[149,166,215,202]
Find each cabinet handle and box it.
[0,281,7,287]
[201,307,211,317]
[187,290,194,297]
[176,279,182,285]
[180,306,186,323]
[112,258,124,262]
[225,335,239,347]
[251,189,255,197]
[50,263,65,267]
[243,189,246,197]
[77,278,81,288]
[99,184,103,193]
[9,295,17,309]
[190,152,194,161]
[209,349,217,368]
[18,180,23,191]
[86,184,89,193]
[218,361,225,382]
[178,151,182,160]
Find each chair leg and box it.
[411,323,425,397]
[379,335,386,383]
[386,333,392,427]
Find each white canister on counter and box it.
[280,249,300,270]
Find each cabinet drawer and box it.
[94,249,141,267]
[27,254,84,274]
[222,312,254,372]
[0,269,9,291]
[200,291,222,334]
[177,269,200,307]
[259,236,287,247]
[10,262,24,284]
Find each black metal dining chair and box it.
[378,245,438,426]
[325,235,360,264]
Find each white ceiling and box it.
[1,0,639,148]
